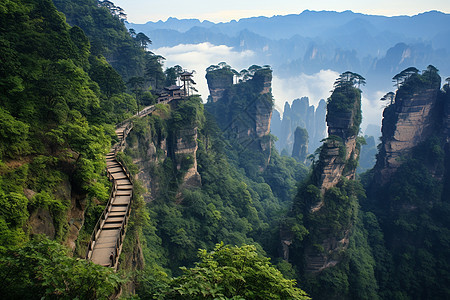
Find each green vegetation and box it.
[366,134,450,299]
[124,96,308,274]
[0,238,122,299]
[0,0,125,251]
[162,243,310,299]
[4,0,449,298]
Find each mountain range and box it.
[128,10,450,95]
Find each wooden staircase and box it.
[85,99,174,269]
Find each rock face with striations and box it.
[286,77,363,274]
[271,97,326,156]
[206,66,274,164]
[318,86,361,192]
[173,127,202,191]
[374,71,442,184]
[291,127,308,163]
[205,68,234,103]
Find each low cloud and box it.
[273,71,385,129]
[152,42,255,101]
[152,43,384,130]
[272,70,339,112]
[361,90,385,133]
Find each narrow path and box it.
[86,125,133,268]
[86,100,174,269]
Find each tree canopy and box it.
[163,243,310,299]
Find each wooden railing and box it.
[85,98,178,269]
[85,179,117,259]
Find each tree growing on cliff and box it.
[380,92,395,106]
[334,71,365,89]
[135,32,152,50]
[392,67,419,88]
[162,243,310,299]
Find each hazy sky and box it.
[113,0,450,23]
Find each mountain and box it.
[363,66,450,299]
[283,72,379,298]
[271,97,327,156]
[129,10,450,97]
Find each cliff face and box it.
[287,79,363,274]
[206,67,274,165]
[375,76,441,184]
[205,68,234,103]
[127,98,202,203]
[318,89,361,191]
[291,127,308,163]
[173,127,202,191]
[271,97,326,155]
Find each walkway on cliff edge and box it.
[85,99,171,269]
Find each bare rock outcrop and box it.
[292,127,308,163]
[377,89,439,183]
[206,66,274,165]
[374,70,442,185]
[174,127,201,189]
[205,68,234,103]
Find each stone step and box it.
[113,196,131,205]
[112,173,128,180]
[116,190,131,196]
[117,186,133,191]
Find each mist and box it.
[151,42,384,133]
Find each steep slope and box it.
[374,67,442,184]
[286,73,363,266]
[206,65,274,169]
[365,66,450,299]
[283,72,378,299]
[271,98,326,156]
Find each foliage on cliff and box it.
[367,133,450,298]
[121,95,309,297]
[162,243,310,299]
[283,71,378,298]
[0,237,122,299]
[53,0,144,79]
[206,66,274,172]
[0,2,146,298]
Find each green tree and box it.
[0,238,123,299]
[163,243,310,299]
[135,32,152,50]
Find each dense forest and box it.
[1,0,450,299]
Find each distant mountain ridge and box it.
[127,10,450,95]
[129,10,449,42]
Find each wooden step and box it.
[110,206,127,213]
[103,223,122,229]
[108,212,126,218]
[105,217,125,223]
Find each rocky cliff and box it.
[374,70,442,184]
[271,97,326,156]
[173,127,202,192]
[126,98,202,203]
[291,127,308,163]
[206,66,274,165]
[287,74,363,274]
[205,68,234,103]
[317,85,361,192]
[363,68,450,300]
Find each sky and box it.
[113,0,450,23]
[112,0,449,131]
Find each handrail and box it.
[85,180,117,259]
[86,97,178,268]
